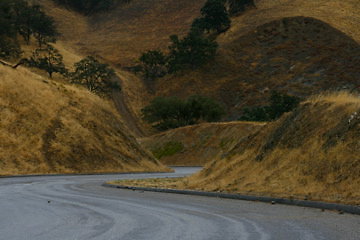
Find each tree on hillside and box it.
[71,56,116,92]
[31,7,58,47]
[28,45,66,78]
[167,33,218,73]
[199,0,231,34]
[139,50,167,80]
[12,2,40,45]
[142,95,225,131]
[0,1,21,59]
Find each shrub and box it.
[199,0,231,34]
[167,33,218,73]
[142,95,225,131]
[139,50,167,80]
[240,91,300,121]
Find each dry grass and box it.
[222,0,360,45]
[36,0,206,66]
[0,65,170,175]
[156,15,360,118]
[34,0,360,126]
[110,177,183,189]
[113,93,360,205]
[139,121,265,166]
[182,92,360,205]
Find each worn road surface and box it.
[0,167,359,240]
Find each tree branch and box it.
[0,58,28,69]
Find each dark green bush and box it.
[142,95,225,131]
[167,33,218,73]
[240,91,300,121]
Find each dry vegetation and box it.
[113,93,360,205]
[0,65,169,175]
[36,0,206,66]
[156,15,360,117]
[139,121,265,166]
[36,0,360,125]
[182,92,360,205]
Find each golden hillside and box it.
[36,0,206,65]
[139,121,264,166]
[0,65,169,175]
[37,0,360,125]
[156,14,360,118]
[183,93,360,204]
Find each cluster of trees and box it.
[138,0,231,82]
[0,0,57,59]
[240,91,300,122]
[26,46,117,93]
[138,0,256,81]
[142,95,225,131]
[0,0,117,95]
[139,33,218,81]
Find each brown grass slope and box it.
[139,121,265,166]
[36,0,206,66]
[37,0,360,126]
[184,93,360,205]
[156,15,360,118]
[33,0,207,136]
[0,65,169,175]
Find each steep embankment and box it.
[139,122,264,166]
[184,93,360,204]
[0,65,169,175]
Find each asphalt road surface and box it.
[0,167,359,240]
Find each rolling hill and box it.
[0,65,169,175]
[37,0,360,122]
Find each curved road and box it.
[0,167,359,240]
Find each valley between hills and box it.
[1,0,359,205]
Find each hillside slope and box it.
[140,121,264,166]
[156,15,360,118]
[0,65,168,175]
[37,0,360,123]
[37,0,206,65]
[183,93,360,204]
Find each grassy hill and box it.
[37,0,360,124]
[0,65,169,175]
[139,121,264,166]
[36,0,206,66]
[182,93,360,204]
[160,0,360,118]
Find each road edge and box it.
[0,171,172,179]
[102,183,360,215]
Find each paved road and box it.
[0,167,359,240]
